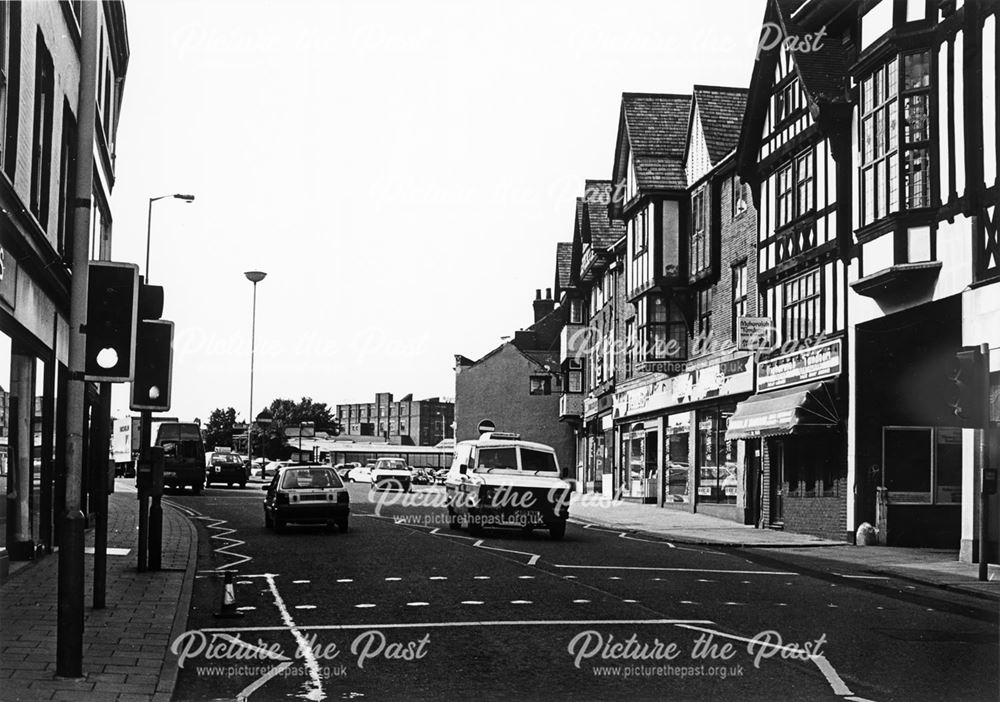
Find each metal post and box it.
[137,411,151,572]
[93,383,111,609]
[979,342,991,582]
[249,280,257,472]
[58,0,98,678]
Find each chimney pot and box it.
[536,289,542,300]
[545,288,552,299]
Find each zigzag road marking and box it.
[162,499,252,572]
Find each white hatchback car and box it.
[371,458,412,492]
[347,464,373,483]
[444,432,571,540]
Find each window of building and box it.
[782,268,822,340]
[529,376,551,396]
[566,367,583,393]
[30,32,54,228]
[696,405,737,504]
[690,186,710,274]
[664,413,690,504]
[775,148,815,228]
[569,298,584,324]
[730,174,747,218]
[731,262,747,341]
[57,102,76,260]
[632,208,648,255]
[625,318,635,378]
[0,2,9,169]
[637,295,686,363]
[696,286,714,339]
[860,51,932,226]
[774,79,799,123]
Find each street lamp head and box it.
[174,194,195,202]
[245,271,267,284]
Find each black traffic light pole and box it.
[137,411,151,572]
[147,408,162,571]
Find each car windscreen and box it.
[520,448,558,473]
[156,424,202,443]
[377,459,407,469]
[474,447,517,472]
[213,454,241,464]
[280,468,343,490]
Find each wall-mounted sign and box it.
[614,353,755,420]
[758,338,842,391]
[737,317,774,351]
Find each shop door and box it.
[770,441,785,523]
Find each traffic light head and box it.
[130,320,174,412]
[944,347,985,428]
[84,262,139,382]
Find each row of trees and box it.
[202,397,341,460]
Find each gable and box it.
[686,102,712,185]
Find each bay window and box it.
[690,187,710,275]
[637,295,686,363]
[860,50,932,226]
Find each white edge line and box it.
[194,619,717,634]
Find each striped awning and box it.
[725,381,839,440]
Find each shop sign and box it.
[583,396,599,419]
[737,316,774,351]
[613,353,755,419]
[758,339,842,391]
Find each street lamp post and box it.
[145,194,194,282]
[139,193,194,575]
[245,271,267,476]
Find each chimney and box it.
[533,288,555,323]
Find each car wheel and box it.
[240,481,247,489]
[336,518,349,533]
[448,510,461,530]
[548,521,566,541]
[228,482,233,488]
[468,514,485,537]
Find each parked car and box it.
[444,431,570,540]
[411,467,434,485]
[262,460,295,479]
[371,458,412,492]
[207,451,250,488]
[334,462,361,481]
[347,464,373,483]
[262,464,349,532]
[434,468,449,485]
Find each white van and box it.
[444,432,571,540]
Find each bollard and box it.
[213,570,245,619]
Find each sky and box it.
[108,0,766,424]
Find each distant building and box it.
[454,289,576,475]
[335,393,453,446]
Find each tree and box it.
[203,407,237,451]
[260,397,334,455]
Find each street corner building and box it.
[454,288,576,476]
[0,1,129,576]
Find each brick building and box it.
[0,1,129,573]
[335,393,453,446]
[455,288,575,474]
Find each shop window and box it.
[696,406,737,504]
[882,426,962,504]
[664,413,690,503]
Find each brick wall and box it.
[455,344,575,473]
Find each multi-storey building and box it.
[0,1,128,573]
[455,288,575,473]
[335,393,453,447]
[734,0,997,555]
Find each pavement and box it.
[0,480,197,701]
[568,491,1000,601]
[0,479,995,701]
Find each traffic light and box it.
[944,346,985,428]
[84,262,139,381]
[130,320,174,412]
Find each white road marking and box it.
[429,576,448,581]
[237,580,253,585]
[197,618,718,634]
[261,574,325,701]
[675,624,857,699]
[777,603,788,607]
[510,600,533,605]
[608,576,622,580]
[679,601,698,605]
[555,564,799,576]
[406,602,430,607]
[292,580,310,584]
[573,600,591,604]
[623,599,638,603]
[355,604,377,608]
[237,606,257,612]
[193,515,252,571]
[697,579,715,583]
[723,602,744,606]
[473,576,491,580]
[294,605,317,610]
[427,527,478,541]
[827,604,838,608]
[472,539,542,566]
[336,579,353,583]
[837,574,891,580]
[461,601,484,605]
[236,661,294,701]
[84,547,130,556]
[385,577,402,581]
[575,522,676,548]
[518,575,535,580]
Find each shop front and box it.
[581,393,614,494]
[727,338,846,539]
[613,352,754,517]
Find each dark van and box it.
[156,422,207,494]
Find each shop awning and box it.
[725,381,839,440]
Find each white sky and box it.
[108,0,765,423]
